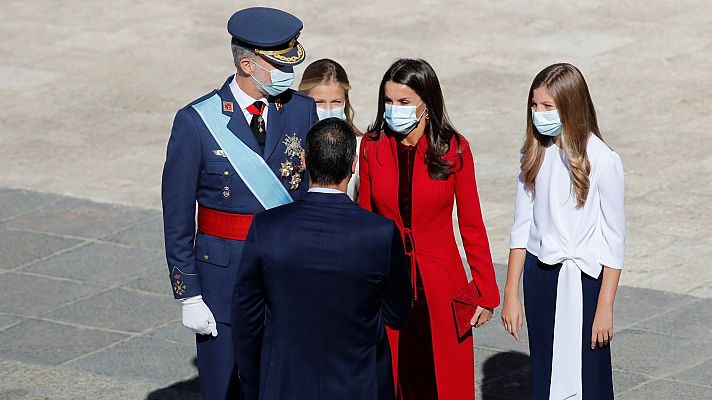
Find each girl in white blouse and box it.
[501,63,625,400]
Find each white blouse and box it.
[347,136,362,201]
[509,133,625,400]
[509,133,625,271]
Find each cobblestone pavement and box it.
[0,188,710,399]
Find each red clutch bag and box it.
[452,279,481,338]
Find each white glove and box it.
[180,295,218,337]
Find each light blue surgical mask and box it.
[316,105,346,121]
[384,102,425,134]
[251,61,294,97]
[532,109,563,136]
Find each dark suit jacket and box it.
[233,191,412,400]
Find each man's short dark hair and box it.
[305,118,356,186]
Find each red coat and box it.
[359,132,500,400]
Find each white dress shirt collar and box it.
[308,187,345,194]
[229,75,269,125]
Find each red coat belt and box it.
[197,206,253,241]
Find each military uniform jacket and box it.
[162,75,318,322]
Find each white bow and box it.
[538,235,601,400]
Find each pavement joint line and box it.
[613,325,712,344]
[24,316,140,337]
[615,296,703,331]
[0,196,65,225]
[58,319,194,369]
[10,269,106,286]
[0,317,29,334]
[615,377,661,396]
[6,226,168,253]
[658,375,712,389]
[9,239,94,272]
[10,260,173,299]
[104,284,173,298]
[33,284,128,317]
[58,334,143,368]
[658,352,712,382]
[92,237,165,252]
[3,225,97,241]
[686,280,712,294]
[138,317,183,337]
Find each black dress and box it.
[395,141,438,400]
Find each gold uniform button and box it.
[203,255,209,261]
[223,170,229,176]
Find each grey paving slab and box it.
[3,197,156,239]
[0,226,84,270]
[23,241,165,286]
[614,286,696,328]
[0,319,127,366]
[0,272,102,316]
[0,359,159,400]
[613,370,652,395]
[102,214,164,250]
[124,269,173,295]
[671,358,712,387]
[150,320,195,346]
[65,336,197,386]
[612,329,712,377]
[0,188,58,222]
[617,379,712,400]
[47,288,177,333]
[630,298,712,341]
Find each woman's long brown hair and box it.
[298,58,362,136]
[522,63,602,208]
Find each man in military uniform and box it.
[161,7,318,399]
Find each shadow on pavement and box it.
[146,357,201,400]
[481,351,531,399]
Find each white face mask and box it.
[384,101,425,134]
[316,105,346,121]
[531,109,563,136]
[250,61,295,97]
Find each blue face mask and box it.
[384,102,425,134]
[316,105,346,121]
[532,109,563,136]
[251,61,294,97]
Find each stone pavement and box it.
[0,188,710,399]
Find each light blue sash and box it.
[192,94,293,210]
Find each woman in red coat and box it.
[359,59,500,400]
